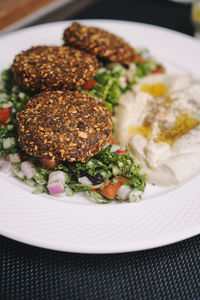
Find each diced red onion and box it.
[0,158,5,166]
[48,171,66,185]
[78,176,93,186]
[21,161,36,179]
[1,161,11,173]
[47,171,66,195]
[47,179,65,195]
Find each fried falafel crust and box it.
[12,45,98,93]
[17,90,112,162]
[63,22,135,65]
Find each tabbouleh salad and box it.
[0,48,164,203]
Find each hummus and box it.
[114,73,200,185]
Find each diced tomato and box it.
[134,55,144,63]
[101,176,131,200]
[0,108,11,126]
[152,66,165,74]
[125,77,130,83]
[116,150,127,154]
[91,188,97,192]
[109,136,115,145]
[83,79,96,90]
[101,180,122,200]
[39,158,59,169]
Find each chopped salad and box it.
[0,49,165,203]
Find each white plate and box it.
[0,20,200,254]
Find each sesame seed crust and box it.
[63,22,136,65]
[17,90,112,162]
[11,45,98,93]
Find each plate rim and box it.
[1,224,200,254]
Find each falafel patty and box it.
[17,90,112,162]
[63,22,135,65]
[12,45,98,93]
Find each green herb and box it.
[69,182,105,192]
[0,125,18,158]
[84,66,126,111]
[1,68,15,92]
[83,55,164,111]
[0,68,31,158]
[73,145,146,193]
[136,61,152,77]
[112,177,119,184]
[88,190,111,204]
[115,195,123,203]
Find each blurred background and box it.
[0,0,198,37]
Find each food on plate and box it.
[0,23,167,203]
[81,53,165,112]
[63,22,135,65]
[0,69,146,203]
[114,73,200,185]
[11,46,98,93]
[62,23,165,112]
[17,90,112,163]
[0,20,168,203]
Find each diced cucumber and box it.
[0,93,9,101]
[109,163,121,176]
[9,153,21,163]
[33,172,46,185]
[25,179,36,186]
[100,170,112,179]
[65,184,74,197]
[2,137,15,149]
[7,124,14,131]
[12,85,19,93]
[33,185,45,194]
[118,161,123,168]
[128,190,143,202]
[19,92,26,99]
[2,101,13,108]
[112,165,121,176]
[11,165,25,179]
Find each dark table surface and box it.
[1,1,200,299]
[76,0,194,36]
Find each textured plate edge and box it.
[1,227,200,254]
